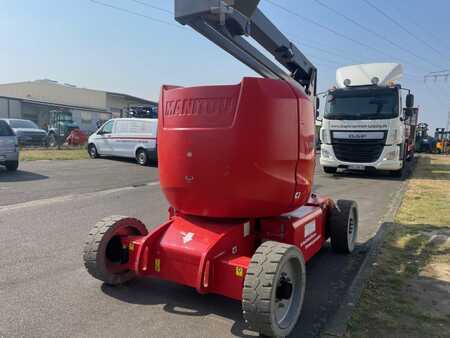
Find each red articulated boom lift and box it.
[83,1,359,337]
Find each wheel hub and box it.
[276,275,293,300]
[347,211,357,250]
[274,260,302,328]
[105,235,129,265]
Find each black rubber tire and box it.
[328,200,358,254]
[5,161,19,172]
[323,166,337,174]
[83,215,148,285]
[242,241,306,338]
[136,148,148,166]
[88,144,99,158]
[391,164,404,178]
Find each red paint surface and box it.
[126,198,330,300]
[157,77,315,218]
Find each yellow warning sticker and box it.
[154,258,161,272]
[128,243,134,251]
[235,266,244,277]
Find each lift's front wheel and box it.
[242,241,306,338]
[329,200,358,253]
[83,216,148,285]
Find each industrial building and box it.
[0,79,156,134]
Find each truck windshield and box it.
[325,88,398,120]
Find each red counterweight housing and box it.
[158,77,316,218]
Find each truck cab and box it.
[319,63,416,176]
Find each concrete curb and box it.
[322,160,416,337]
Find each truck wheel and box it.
[391,162,404,178]
[83,216,148,285]
[328,200,358,254]
[136,149,148,166]
[88,144,99,158]
[242,241,306,338]
[323,166,337,174]
[5,161,19,172]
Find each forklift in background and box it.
[415,122,434,153]
[435,128,450,154]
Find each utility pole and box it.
[424,69,450,82]
[445,107,450,132]
[424,69,450,131]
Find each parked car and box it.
[88,118,157,165]
[0,120,19,171]
[3,118,48,147]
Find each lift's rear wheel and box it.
[242,241,306,338]
[328,200,358,253]
[83,216,148,285]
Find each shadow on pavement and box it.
[101,243,368,338]
[101,156,158,168]
[0,169,48,182]
[322,158,415,182]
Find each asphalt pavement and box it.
[0,157,406,337]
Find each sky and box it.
[1,0,450,131]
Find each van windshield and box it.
[325,88,398,120]
[0,121,15,136]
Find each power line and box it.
[89,0,183,29]
[302,52,343,67]
[362,0,447,63]
[263,0,403,61]
[296,40,362,64]
[388,0,450,50]
[293,42,355,65]
[430,69,450,74]
[313,0,440,70]
[129,0,173,15]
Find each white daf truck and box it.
[319,63,417,177]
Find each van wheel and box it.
[136,149,148,166]
[88,144,99,159]
[6,161,19,172]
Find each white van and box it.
[87,118,157,165]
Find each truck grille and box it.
[332,143,384,163]
[331,131,387,163]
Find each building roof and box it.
[0,80,156,111]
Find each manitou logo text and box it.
[165,97,235,117]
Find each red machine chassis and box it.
[121,196,332,301]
